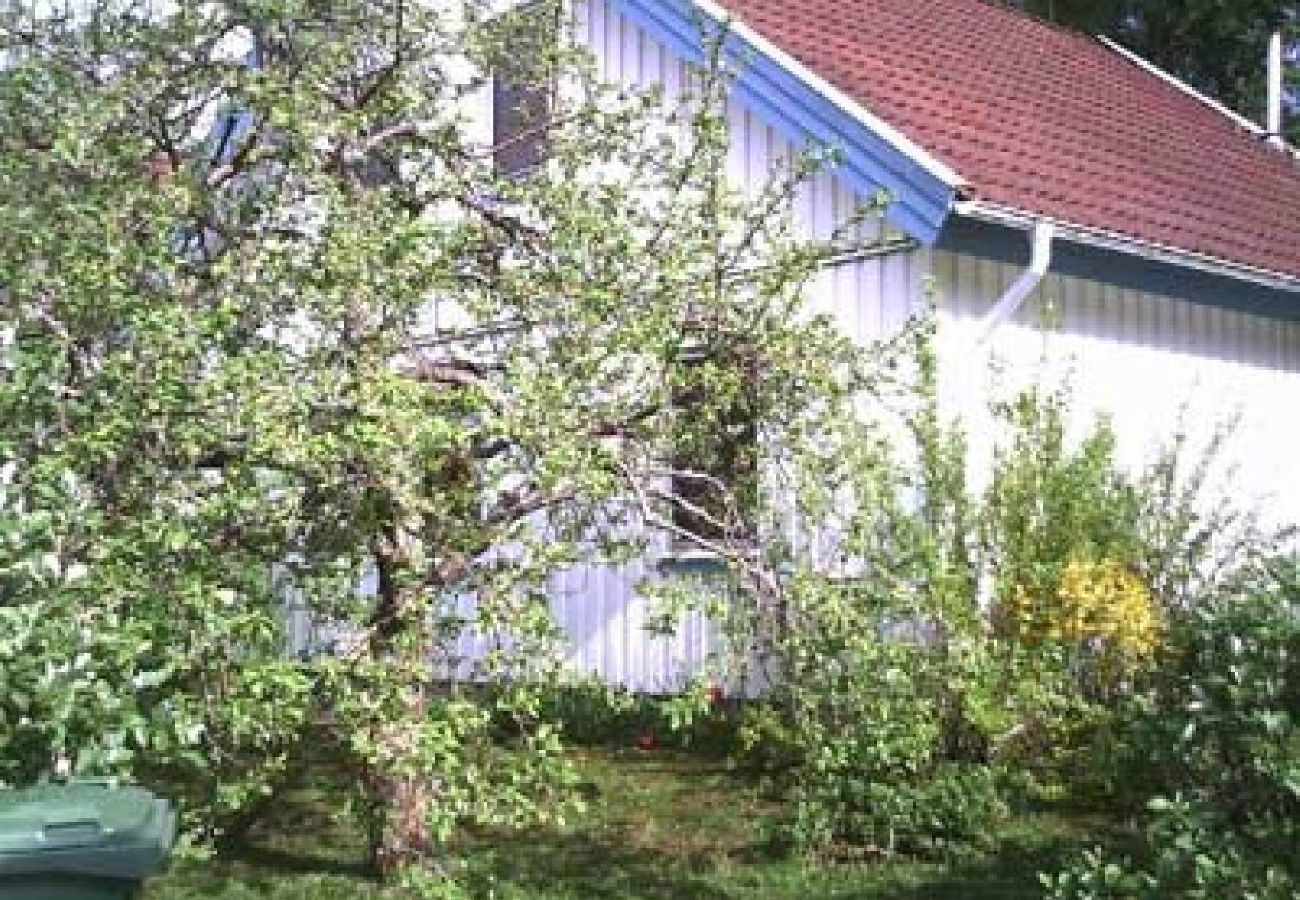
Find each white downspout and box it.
[978,220,1055,343]
[1268,29,1286,149]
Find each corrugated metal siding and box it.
[512,0,921,692]
[931,249,1300,529]
[548,560,716,692]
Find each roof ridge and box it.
[1096,34,1300,159]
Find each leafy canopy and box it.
[0,0,890,877]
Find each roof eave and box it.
[954,200,1300,296]
[606,0,964,245]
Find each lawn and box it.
[144,749,1103,900]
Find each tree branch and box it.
[402,356,507,407]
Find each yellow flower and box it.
[998,557,1161,682]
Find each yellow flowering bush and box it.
[1000,557,1161,685]
[1057,559,1160,658]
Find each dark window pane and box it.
[491,7,557,177]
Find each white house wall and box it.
[931,250,1300,531]
[437,0,1300,692]
[476,0,918,693]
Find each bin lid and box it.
[0,780,176,879]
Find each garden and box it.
[134,374,1300,900]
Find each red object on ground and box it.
[636,729,657,752]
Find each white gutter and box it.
[978,220,1054,342]
[955,199,1300,295]
[691,0,967,190]
[1268,29,1286,149]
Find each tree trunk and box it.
[365,537,436,878]
[370,715,433,878]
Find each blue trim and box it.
[937,216,1300,322]
[208,110,256,164]
[606,0,956,245]
[605,0,1300,309]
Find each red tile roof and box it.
[714,0,1300,282]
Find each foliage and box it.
[0,0,864,882]
[1044,795,1296,900]
[0,490,317,837]
[711,333,1268,858]
[1045,572,1300,899]
[749,612,988,857]
[1000,558,1160,689]
[708,320,1011,859]
[974,380,1288,776]
[983,385,1143,639]
[532,678,733,753]
[4,0,1293,887]
[721,356,1290,861]
[535,680,649,747]
[1128,580,1299,833]
[778,762,1008,860]
[953,383,1146,783]
[1131,421,1293,612]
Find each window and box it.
[670,347,759,547]
[490,3,560,178]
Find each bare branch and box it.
[617,461,781,600]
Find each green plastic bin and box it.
[0,779,176,899]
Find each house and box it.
[413,0,1300,692]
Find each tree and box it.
[0,0,881,883]
[1018,0,1299,143]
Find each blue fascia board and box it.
[606,0,957,245]
[937,215,1300,322]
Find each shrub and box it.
[735,702,802,772]
[735,574,1009,858]
[983,385,1162,697]
[1099,584,1300,837]
[536,677,735,753]
[1045,573,1300,899]
[535,680,648,746]
[1043,796,1296,900]
[984,385,1144,634]
[777,761,1007,859]
[717,344,1288,863]
[999,557,1161,694]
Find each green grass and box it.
[145,750,1102,899]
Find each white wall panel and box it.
[441,0,1300,692]
[932,249,1300,530]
